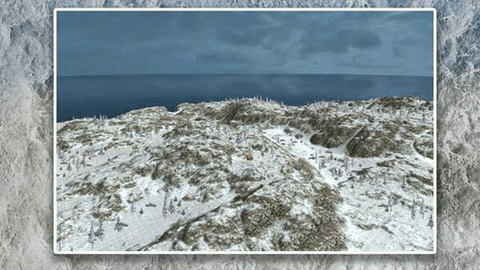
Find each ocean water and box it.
[56,74,433,122]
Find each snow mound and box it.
[56,97,434,252]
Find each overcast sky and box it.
[57,11,433,77]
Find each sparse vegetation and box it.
[57,96,432,252]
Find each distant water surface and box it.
[57,74,433,122]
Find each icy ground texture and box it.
[56,97,434,252]
[2,0,480,268]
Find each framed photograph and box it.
[54,8,436,254]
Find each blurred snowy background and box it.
[0,0,479,269]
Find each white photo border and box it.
[53,7,437,255]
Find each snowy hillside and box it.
[55,96,434,252]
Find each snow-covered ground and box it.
[55,97,434,252]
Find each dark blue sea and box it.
[57,74,433,122]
